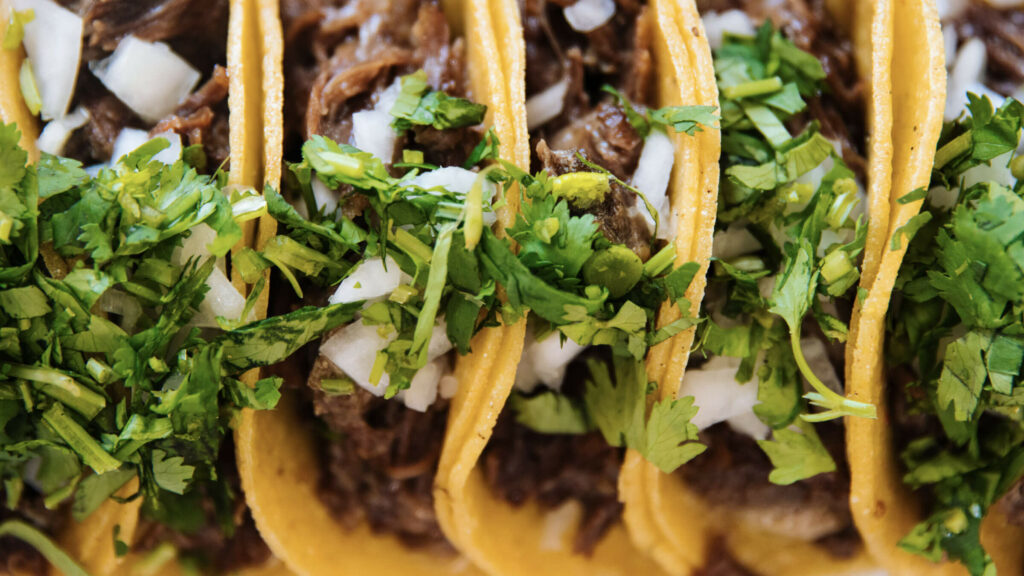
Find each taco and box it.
[429,0,722,574]
[848,2,1024,575]
[233,0,525,574]
[612,0,923,574]
[0,1,303,574]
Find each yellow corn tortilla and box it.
[235,1,519,575]
[619,0,887,574]
[846,0,1024,574]
[431,1,715,575]
[0,1,285,574]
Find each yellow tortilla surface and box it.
[433,1,712,575]
[236,1,522,575]
[621,0,884,574]
[1,0,283,573]
[847,0,1024,574]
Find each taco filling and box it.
[478,0,716,556]
[7,0,231,170]
[885,6,1024,573]
[669,5,871,565]
[0,120,344,574]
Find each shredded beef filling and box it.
[694,541,757,576]
[58,0,230,168]
[696,0,866,177]
[954,1,1024,97]
[679,423,857,558]
[482,352,624,556]
[0,496,65,576]
[281,0,477,165]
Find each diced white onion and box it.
[426,320,454,361]
[409,166,496,199]
[321,321,396,396]
[711,223,762,260]
[514,330,586,393]
[945,38,989,120]
[12,0,82,120]
[936,0,969,20]
[962,151,1015,189]
[175,222,227,273]
[702,10,755,50]
[927,185,959,210]
[111,129,182,165]
[439,373,459,399]
[351,80,401,162]
[98,289,142,332]
[632,130,676,240]
[396,358,445,412]
[192,266,246,328]
[84,164,106,177]
[526,78,569,130]
[727,412,770,440]
[539,501,582,551]
[563,0,616,33]
[36,106,88,155]
[311,178,338,214]
[678,356,760,431]
[328,256,409,305]
[91,36,200,123]
[942,23,958,67]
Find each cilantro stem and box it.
[789,331,877,421]
[934,131,972,171]
[388,227,433,266]
[723,77,784,100]
[9,364,105,419]
[0,521,90,576]
[465,166,497,250]
[643,244,676,277]
[410,223,455,365]
[42,404,121,474]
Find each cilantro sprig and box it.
[0,124,354,564]
[889,94,1024,575]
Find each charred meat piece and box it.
[150,65,232,168]
[955,1,1024,97]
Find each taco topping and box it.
[888,95,1024,576]
[0,123,350,573]
[664,17,871,554]
[7,0,230,168]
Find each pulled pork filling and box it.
[279,0,480,552]
[60,0,232,168]
[479,0,659,555]
[953,1,1024,97]
[696,0,866,177]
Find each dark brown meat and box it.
[537,139,652,261]
[151,65,232,169]
[0,496,64,576]
[305,355,453,552]
[132,440,271,574]
[956,2,1024,97]
[679,423,857,557]
[283,0,476,162]
[694,542,757,576]
[62,76,136,165]
[483,410,623,556]
[697,0,867,176]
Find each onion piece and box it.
[936,0,969,19]
[703,9,755,50]
[192,266,246,328]
[351,80,401,162]
[36,106,88,155]
[439,373,459,399]
[321,321,396,396]
[397,358,445,412]
[540,501,582,551]
[678,356,760,432]
[526,79,569,130]
[329,256,409,305]
[97,289,142,332]
[962,151,1015,189]
[175,222,226,273]
[514,330,586,393]
[12,0,82,120]
[631,130,676,239]
[111,129,182,165]
[563,0,615,33]
[945,38,988,120]
[311,178,338,215]
[91,36,200,123]
[712,223,762,260]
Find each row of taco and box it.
[0,0,1022,576]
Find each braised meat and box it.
[679,423,857,558]
[483,411,624,556]
[954,1,1024,97]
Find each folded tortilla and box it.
[617,0,890,574]
[0,0,284,574]
[846,0,1024,574]
[234,1,521,574]
[431,1,718,574]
